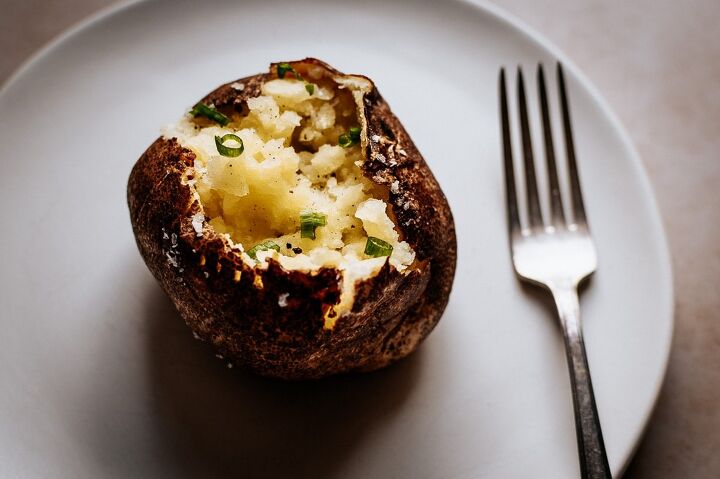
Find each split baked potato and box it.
[127,58,456,379]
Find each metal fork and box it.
[499,64,612,479]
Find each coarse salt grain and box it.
[278,293,289,307]
[191,212,204,237]
[230,82,245,90]
[165,251,178,268]
[390,181,400,195]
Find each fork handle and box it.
[551,286,612,479]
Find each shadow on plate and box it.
[144,285,423,478]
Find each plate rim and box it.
[0,0,675,475]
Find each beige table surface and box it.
[1,0,718,477]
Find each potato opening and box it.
[163,68,415,318]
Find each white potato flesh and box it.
[163,78,416,317]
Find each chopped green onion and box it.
[305,83,315,95]
[247,241,280,260]
[338,134,352,148]
[364,237,393,257]
[189,102,229,126]
[214,133,244,157]
[348,126,361,141]
[338,126,362,148]
[277,62,309,83]
[277,62,294,79]
[300,212,327,239]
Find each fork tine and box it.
[537,64,566,227]
[557,63,587,226]
[500,68,521,236]
[517,67,544,229]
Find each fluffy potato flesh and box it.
[163,76,415,319]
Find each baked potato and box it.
[128,58,456,379]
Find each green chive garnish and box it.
[338,134,352,148]
[214,133,244,157]
[190,102,229,126]
[305,83,315,95]
[339,126,361,148]
[247,241,280,260]
[364,237,393,257]
[277,63,294,79]
[348,126,361,140]
[300,212,327,239]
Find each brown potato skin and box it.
[127,59,456,379]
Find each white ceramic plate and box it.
[0,0,673,477]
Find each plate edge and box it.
[0,0,146,97]
[0,0,676,475]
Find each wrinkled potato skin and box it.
[127,59,456,379]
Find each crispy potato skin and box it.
[128,59,456,379]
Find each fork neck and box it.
[548,284,612,479]
[549,284,581,335]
